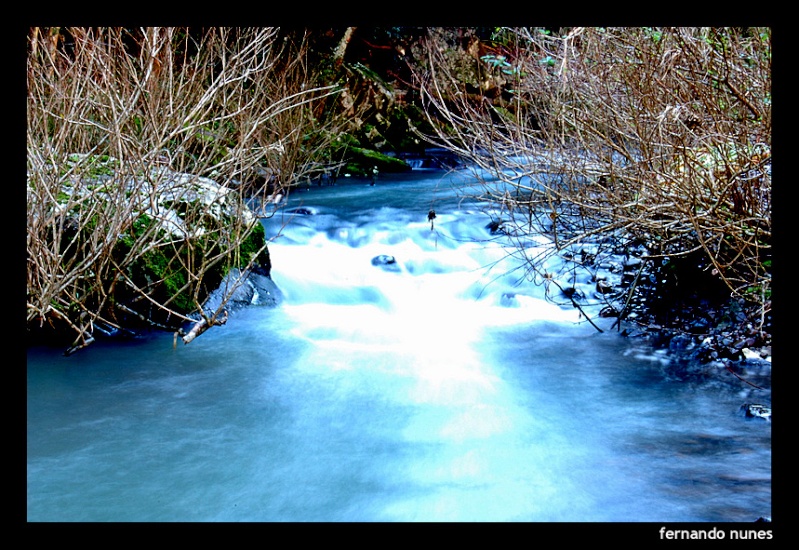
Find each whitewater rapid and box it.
[27,170,771,522]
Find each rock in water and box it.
[371,254,401,272]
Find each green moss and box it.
[239,222,270,267]
[51,182,270,327]
[113,214,194,314]
[113,213,269,316]
[67,153,119,178]
[141,247,194,311]
[348,147,411,174]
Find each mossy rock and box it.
[67,171,270,330]
[346,147,411,175]
[117,218,270,321]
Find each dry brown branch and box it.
[27,27,352,350]
[414,27,771,327]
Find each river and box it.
[26,168,771,523]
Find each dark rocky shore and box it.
[533,230,773,411]
[616,252,771,383]
[596,244,773,432]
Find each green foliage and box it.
[539,55,556,67]
[112,212,269,317]
[119,214,152,248]
[481,54,521,76]
[644,27,664,43]
[66,153,119,178]
[744,284,771,300]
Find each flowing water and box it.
[27,169,771,522]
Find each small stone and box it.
[596,280,614,294]
[561,286,584,299]
[599,306,618,318]
[623,256,643,270]
[288,207,316,215]
[740,403,771,421]
[371,254,401,272]
[485,220,506,235]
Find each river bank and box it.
[611,262,772,399]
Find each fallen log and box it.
[181,310,228,345]
[65,336,95,356]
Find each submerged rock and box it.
[287,207,317,216]
[371,254,401,272]
[486,220,507,235]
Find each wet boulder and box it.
[740,403,771,421]
[201,266,283,315]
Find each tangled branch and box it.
[414,27,771,329]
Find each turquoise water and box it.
[27,170,771,522]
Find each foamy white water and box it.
[27,170,771,522]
